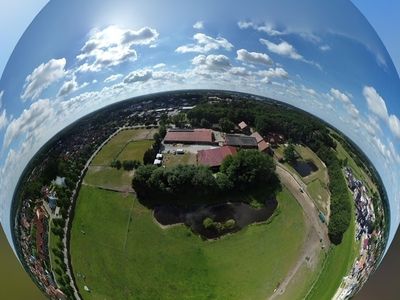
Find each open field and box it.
[275,144,330,216]
[84,166,134,192]
[91,128,156,166]
[163,152,197,167]
[70,186,307,300]
[49,221,62,276]
[117,140,154,162]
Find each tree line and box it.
[132,150,280,207]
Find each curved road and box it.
[269,164,330,299]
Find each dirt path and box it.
[268,164,330,299]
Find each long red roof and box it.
[164,129,213,143]
[197,146,237,167]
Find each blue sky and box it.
[0,0,399,253]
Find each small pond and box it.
[292,160,318,177]
[154,199,278,239]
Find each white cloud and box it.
[258,67,288,82]
[329,88,350,104]
[260,38,302,60]
[236,49,273,66]
[76,25,159,72]
[192,54,231,73]
[123,69,153,84]
[3,99,54,148]
[363,86,388,120]
[176,33,233,54]
[57,76,78,97]
[238,21,283,36]
[0,90,4,108]
[388,115,400,139]
[153,63,166,69]
[193,21,204,30]
[21,58,66,101]
[319,45,331,51]
[104,74,123,83]
[0,109,8,130]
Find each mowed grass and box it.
[307,179,330,216]
[91,129,154,166]
[84,166,134,191]
[116,140,154,162]
[163,153,197,167]
[70,186,307,300]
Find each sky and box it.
[0,0,399,256]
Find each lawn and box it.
[163,153,197,167]
[49,221,62,279]
[83,166,134,192]
[91,129,154,166]
[116,140,154,162]
[307,179,330,216]
[70,186,307,300]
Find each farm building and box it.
[250,132,264,143]
[238,121,250,134]
[197,146,237,169]
[225,134,258,149]
[164,128,215,145]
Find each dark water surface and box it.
[293,160,318,177]
[154,199,278,239]
[0,225,45,300]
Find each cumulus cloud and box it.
[123,69,153,84]
[104,74,123,83]
[329,88,350,104]
[21,58,66,101]
[363,86,388,120]
[260,38,302,60]
[4,99,54,148]
[192,54,231,73]
[176,33,233,54]
[153,63,166,69]
[236,49,273,66]
[76,25,159,72]
[258,67,288,82]
[193,21,204,30]
[57,76,78,97]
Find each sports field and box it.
[91,128,156,166]
[70,186,307,300]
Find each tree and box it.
[111,159,122,169]
[284,144,297,164]
[143,148,156,165]
[220,150,278,192]
[203,217,214,229]
[219,117,235,133]
[172,113,187,128]
[159,125,167,139]
[122,160,141,171]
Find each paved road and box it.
[268,164,330,299]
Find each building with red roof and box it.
[164,129,215,145]
[197,146,237,169]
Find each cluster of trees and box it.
[203,217,236,231]
[111,159,141,171]
[143,131,163,165]
[315,145,352,244]
[283,143,297,164]
[132,150,279,206]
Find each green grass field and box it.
[307,179,330,216]
[117,140,154,162]
[163,153,197,167]
[70,186,307,300]
[91,129,155,166]
[84,166,134,191]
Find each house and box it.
[250,132,264,144]
[238,121,250,134]
[225,134,258,149]
[258,140,271,153]
[197,146,237,170]
[164,128,214,145]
